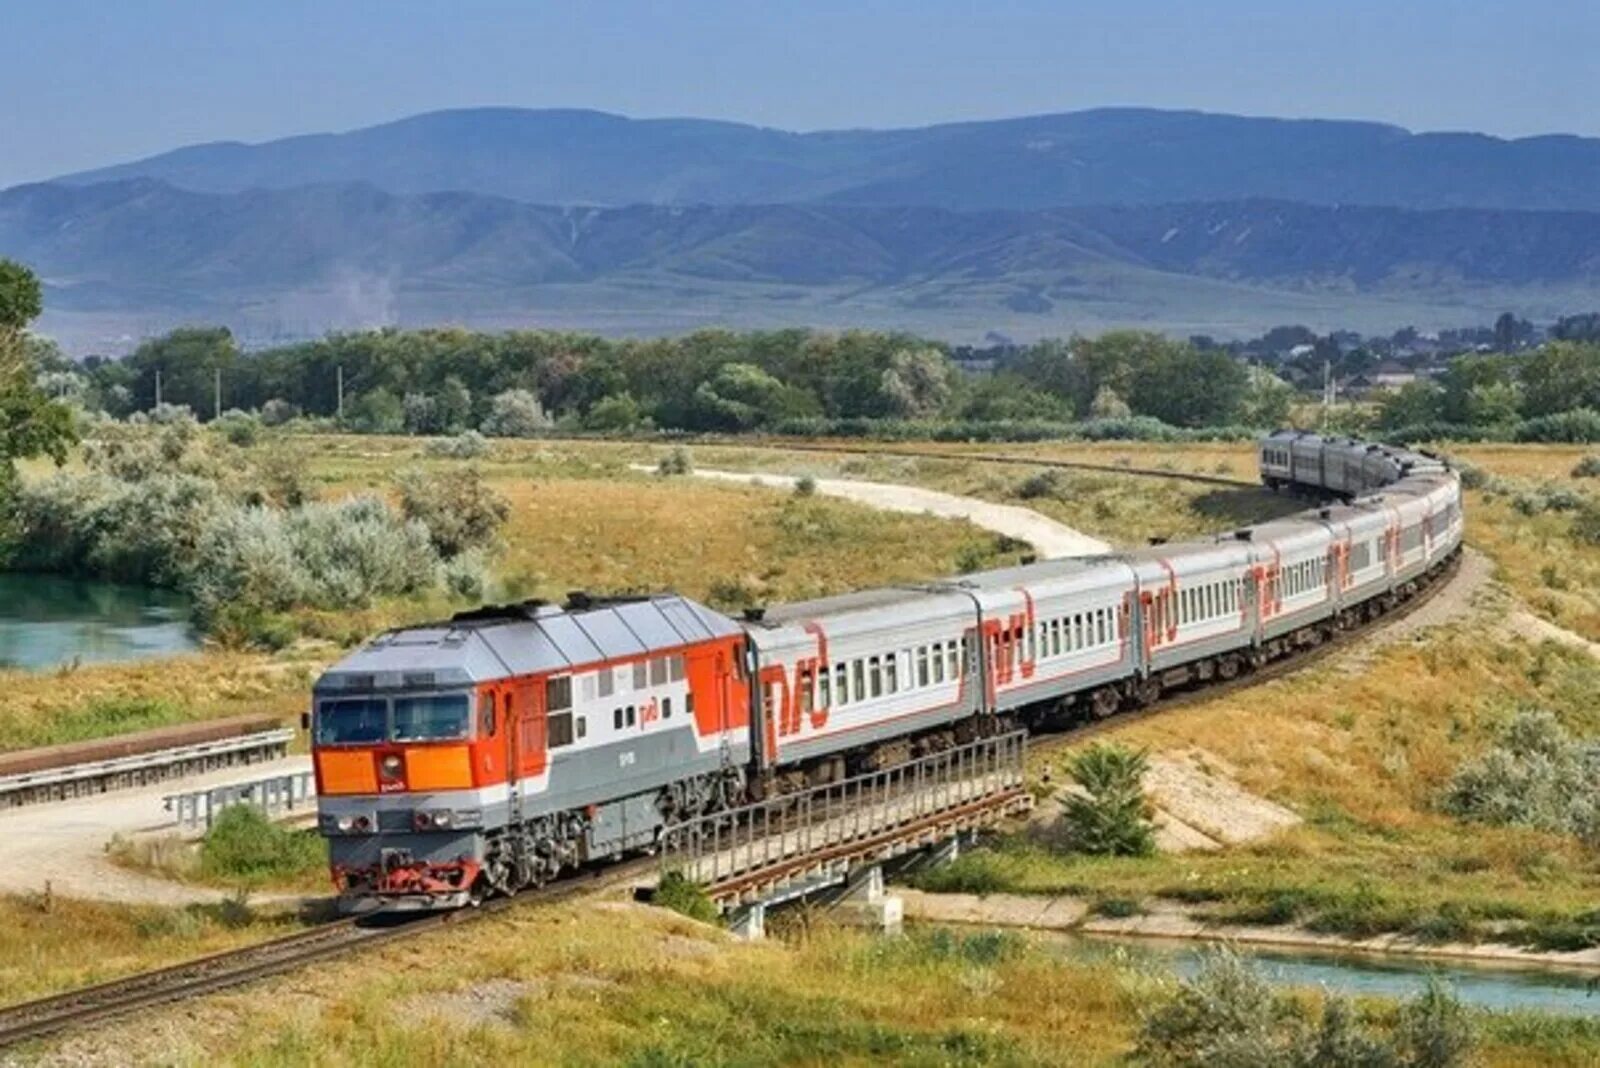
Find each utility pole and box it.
[336,365,345,420]
[214,366,222,421]
[154,369,162,410]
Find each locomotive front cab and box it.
[313,687,501,910]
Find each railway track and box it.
[0,857,655,1051]
[739,437,1263,488]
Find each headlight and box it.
[325,813,374,835]
[411,809,481,831]
[379,754,403,780]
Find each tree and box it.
[1058,743,1155,856]
[1088,385,1132,419]
[1238,367,1295,428]
[1519,342,1600,417]
[480,389,550,437]
[125,327,240,416]
[879,347,952,418]
[1376,381,1444,432]
[689,362,815,431]
[0,260,76,548]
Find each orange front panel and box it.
[405,745,474,791]
[317,750,377,795]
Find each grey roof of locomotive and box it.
[314,594,738,694]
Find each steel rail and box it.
[0,857,655,1050]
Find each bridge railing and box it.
[660,730,1028,902]
[164,769,316,832]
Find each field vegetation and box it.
[41,901,1598,1067]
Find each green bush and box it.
[793,475,817,497]
[1058,743,1156,857]
[213,409,262,447]
[425,430,490,458]
[1440,709,1600,847]
[394,465,508,558]
[652,871,719,924]
[1136,947,1474,1068]
[198,805,325,885]
[1015,470,1064,500]
[657,447,693,476]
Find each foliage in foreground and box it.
[198,805,326,886]
[1058,743,1157,857]
[1137,946,1473,1068]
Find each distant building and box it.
[1369,361,1417,388]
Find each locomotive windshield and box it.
[392,694,471,741]
[314,693,472,744]
[315,697,388,745]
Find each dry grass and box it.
[32,901,1599,1067]
[0,892,304,1005]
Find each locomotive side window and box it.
[931,642,945,683]
[947,643,960,679]
[598,669,614,698]
[650,658,668,686]
[835,662,848,704]
[818,666,831,706]
[548,711,575,748]
[479,693,496,737]
[633,662,648,689]
[916,647,930,687]
[884,653,898,693]
[669,655,686,682]
[546,676,573,712]
[852,660,866,701]
[315,697,387,745]
[663,697,673,720]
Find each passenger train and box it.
[311,432,1462,910]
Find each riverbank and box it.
[900,889,1600,974]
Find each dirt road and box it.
[643,466,1111,558]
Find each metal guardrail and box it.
[660,730,1029,905]
[165,769,317,832]
[0,729,295,809]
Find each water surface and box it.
[1048,932,1599,1017]
[0,573,198,670]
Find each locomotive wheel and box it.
[1089,687,1120,719]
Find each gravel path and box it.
[0,756,312,905]
[639,466,1111,558]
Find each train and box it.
[310,432,1462,911]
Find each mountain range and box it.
[11,107,1600,350]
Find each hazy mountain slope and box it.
[8,179,1600,351]
[54,107,1600,213]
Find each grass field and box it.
[52,901,1600,1068]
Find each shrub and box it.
[394,466,509,558]
[285,495,440,606]
[199,806,325,885]
[480,389,551,438]
[440,549,489,600]
[259,398,300,427]
[652,871,719,924]
[1015,470,1063,500]
[1058,743,1156,857]
[1136,948,1473,1068]
[657,447,693,476]
[425,430,490,459]
[1515,408,1600,444]
[1572,455,1600,478]
[1575,501,1600,547]
[213,409,262,447]
[1441,708,1600,846]
[794,475,817,497]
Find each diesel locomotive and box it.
[310,432,1461,911]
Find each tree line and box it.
[39,322,1295,436]
[1373,344,1600,441]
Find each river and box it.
[1045,932,1599,1017]
[0,573,198,670]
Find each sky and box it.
[1,0,1597,189]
